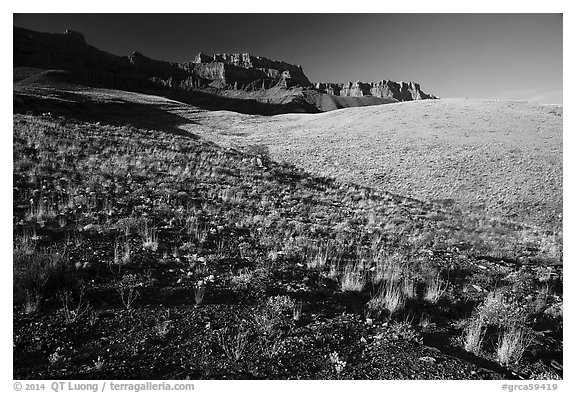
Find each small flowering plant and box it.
[328,351,347,374]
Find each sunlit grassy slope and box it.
[15,82,562,231]
[176,98,563,231]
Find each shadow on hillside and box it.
[13,91,201,139]
[161,88,321,116]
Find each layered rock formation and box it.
[193,52,312,88]
[14,26,437,114]
[315,81,437,101]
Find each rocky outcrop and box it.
[14,26,438,114]
[125,50,312,90]
[192,52,312,88]
[315,80,437,101]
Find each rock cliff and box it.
[14,26,437,114]
[315,80,437,101]
[190,52,312,89]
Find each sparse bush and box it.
[323,260,340,281]
[11,113,563,379]
[117,274,140,310]
[534,266,553,283]
[14,233,36,256]
[251,295,295,357]
[48,349,64,366]
[23,291,42,314]
[58,288,91,324]
[254,295,295,334]
[230,268,254,293]
[266,295,296,314]
[26,198,57,224]
[114,217,146,236]
[476,289,525,327]
[113,239,132,268]
[217,325,250,363]
[389,317,421,343]
[461,287,534,362]
[155,318,171,338]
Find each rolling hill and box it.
[12,30,562,380]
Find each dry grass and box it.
[496,324,533,366]
[22,83,562,233]
[141,223,159,251]
[307,244,329,270]
[373,253,404,284]
[177,99,562,232]
[463,318,486,355]
[424,272,447,303]
[367,279,406,315]
[340,262,366,292]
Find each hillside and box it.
[183,99,562,231]
[13,81,563,380]
[13,77,562,230]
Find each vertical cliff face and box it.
[188,53,438,100]
[315,80,437,101]
[193,52,312,88]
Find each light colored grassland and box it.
[176,98,562,231]
[17,84,562,232]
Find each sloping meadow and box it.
[13,114,562,379]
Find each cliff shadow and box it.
[158,87,321,116]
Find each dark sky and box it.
[13,14,563,104]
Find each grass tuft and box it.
[340,261,367,292]
[496,324,533,366]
